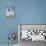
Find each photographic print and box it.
[6,6,15,19]
[18,24,46,46]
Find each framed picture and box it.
[6,6,15,19]
[18,24,46,42]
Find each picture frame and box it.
[6,6,15,19]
